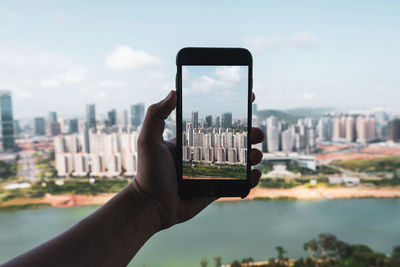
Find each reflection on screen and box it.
[182,66,248,180]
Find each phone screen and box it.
[181,65,249,180]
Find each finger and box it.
[249,148,263,166]
[252,92,255,103]
[249,169,261,188]
[139,91,177,144]
[250,127,265,144]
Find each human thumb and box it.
[139,91,177,144]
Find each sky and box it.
[182,66,248,120]
[1,0,400,119]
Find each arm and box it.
[3,185,160,267]
[3,90,265,267]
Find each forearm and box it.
[3,184,161,267]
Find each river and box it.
[1,199,400,266]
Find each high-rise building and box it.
[345,116,355,142]
[0,91,15,151]
[131,103,145,128]
[191,111,199,129]
[49,112,57,123]
[388,119,400,142]
[205,115,212,128]
[69,118,78,133]
[86,104,96,129]
[122,109,128,129]
[48,112,61,136]
[266,116,278,128]
[221,112,232,129]
[215,116,221,128]
[107,109,117,127]
[267,127,279,153]
[281,129,294,152]
[34,117,46,136]
[317,117,333,142]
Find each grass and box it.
[183,162,246,178]
[332,156,400,173]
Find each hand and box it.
[131,90,265,230]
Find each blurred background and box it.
[1,1,400,266]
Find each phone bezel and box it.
[176,47,253,198]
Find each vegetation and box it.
[361,177,400,187]
[257,109,300,124]
[332,156,400,173]
[35,151,57,179]
[183,162,246,179]
[204,233,400,267]
[260,161,340,176]
[285,107,334,119]
[0,160,18,181]
[0,179,130,202]
[0,203,51,211]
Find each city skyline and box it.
[2,1,400,119]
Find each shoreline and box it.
[1,186,400,211]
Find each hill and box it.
[256,109,300,123]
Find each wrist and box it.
[129,179,162,233]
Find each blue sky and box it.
[1,1,399,118]
[182,66,248,120]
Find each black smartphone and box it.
[176,47,253,198]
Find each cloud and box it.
[105,45,162,70]
[40,67,87,87]
[244,32,317,51]
[183,66,245,100]
[94,91,108,100]
[214,66,243,83]
[99,80,126,88]
[300,92,318,99]
[1,86,32,99]
[0,9,24,21]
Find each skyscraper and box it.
[345,116,355,142]
[107,109,117,127]
[221,112,232,129]
[267,127,279,153]
[86,104,96,129]
[191,111,199,129]
[69,118,78,133]
[215,116,221,128]
[49,111,61,136]
[205,115,212,128]
[388,119,400,142]
[0,91,15,151]
[131,103,145,129]
[34,117,46,136]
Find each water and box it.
[1,199,400,266]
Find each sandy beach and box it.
[2,186,400,209]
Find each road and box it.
[18,151,38,182]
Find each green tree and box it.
[230,260,241,267]
[303,239,319,260]
[213,256,222,267]
[200,257,208,267]
[390,245,400,267]
[275,246,288,265]
[318,233,337,257]
[241,257,254,266]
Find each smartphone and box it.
[176,47,253,198]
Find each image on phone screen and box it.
[182,65,249,180]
